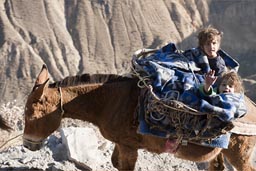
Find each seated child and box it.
[199,69,243,95]
[199,70,246,121]
[183,26,239,76]
[196,70,247,148]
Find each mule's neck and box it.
[59,80,140,126]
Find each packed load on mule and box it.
[131,42,247,148]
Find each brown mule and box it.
[23,64,256,171]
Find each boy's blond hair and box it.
[218,71,244,93]
[198,26,223,48]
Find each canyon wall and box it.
[0,0,255,103]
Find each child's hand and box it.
[205,70,218,85]
[204,70,218,93]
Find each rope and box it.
[131,48,159,89]
[0,133,22,150]
[131,48,213,116]
[58,87,65,116]
[130,65,151,89]
[132,47,236,141]
[147,86,207,116]
[131,49,203,116]
[178,51,200,88]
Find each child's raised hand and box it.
[205,70,218,86]
[203,70,218,93]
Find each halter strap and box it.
[23,137,44,145]
[58,87,65,116]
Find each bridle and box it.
[23,137,45,146]
[58,87,65,116]
[23,87,65,148]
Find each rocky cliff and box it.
[0,0,255,104]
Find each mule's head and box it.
[23,64,63,151]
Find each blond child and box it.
[200,70,244,96]
[198,70,246,122]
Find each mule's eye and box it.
[32,99,40,103]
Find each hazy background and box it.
[0,0,255,104]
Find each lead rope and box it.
[0,133,23,150]
[58,87,65,117]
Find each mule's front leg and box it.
[111,144,138,171]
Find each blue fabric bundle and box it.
[134,42,246,148]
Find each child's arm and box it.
[204,70,218,94]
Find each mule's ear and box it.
[35,64,49,86]
[33,78,49,101]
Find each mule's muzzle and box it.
[23,137,45,151]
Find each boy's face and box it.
[202,36,220,58]
[219,80,235,93]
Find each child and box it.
[198,26,225,75]
[196,70,246,149]
[183,26,239,76]
[200,69,244,96]
[199,70,246,122]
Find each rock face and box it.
[0,0,256,103]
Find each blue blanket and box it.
[134,42,246,148]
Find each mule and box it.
[23,64,256,171]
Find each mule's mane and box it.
[49,73,135,88]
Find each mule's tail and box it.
[0,115,12,131]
